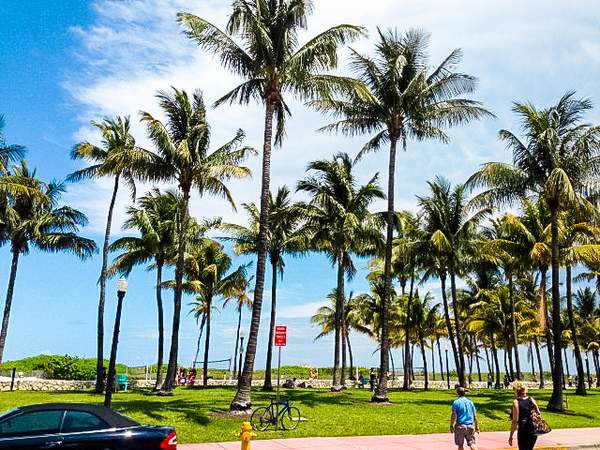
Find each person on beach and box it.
[509,381,540,450]
[450,386,479,450]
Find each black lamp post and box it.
[104,278,128,408]
[237,330,245,385]
[445,346,450,390]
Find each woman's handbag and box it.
[531,406,551,435]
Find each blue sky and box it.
[0,0,599,372]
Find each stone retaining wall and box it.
[0,377,545,391]
[0,378,155,391]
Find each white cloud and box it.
[278,300,328,319]
[65,0,600,236]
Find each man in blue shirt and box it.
[450,386,480,450]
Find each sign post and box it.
[274,326,287,431]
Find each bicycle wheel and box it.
[251,406,273,431]
[280,406,301,430]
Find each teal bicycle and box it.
[250,396,301,431]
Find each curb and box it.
[496,446,600,450]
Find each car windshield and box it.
[0,409,17,419]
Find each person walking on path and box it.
[450,386,480,450]
[509,381,540,450]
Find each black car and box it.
[0,403,176,450]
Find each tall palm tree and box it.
[560,212,600,395]
[468,92,600,410]
[132,88,254,394]
[68,116,138,393]
[311,28,492,401]
[108,189,179,389]
[298,152,384,390]
[178,0,364,411]
[222,275,253,380]
[0,162,97,362]
[177,239,250,387]
[0,115,26,175]
[419,177,490,386]
[221,186,306,391]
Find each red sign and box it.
[274,325,287,347]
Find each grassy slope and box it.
[0,388,597,444]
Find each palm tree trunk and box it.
[161,186,190,394]
[389,349,395,382]
[346,329,354,380]
[232,307,242,379]
[485,347,491,376]
[440,273,460,384]
[449,271,466,386]
[332,252,345,391]
[263,259,278,391]
[420,335,428,390]
[437,337,444,381]
[566,265,586,395]
[203,297,212,388]
[593,350,600,387]
[403,267,415,390]
[431,344,436,381]
[373,136,397,403]
[540,269,555,373]
[491,333,500,388]
[0,250,20,363]
[529,341,536,380]
[193,314,206,370]
[411,344,416,381]
[508,274,522,379]
[231,101,275,411]
[154,261,164,390]
[534,335,544,388]
[548,208,564,411]
[475,345,482,382]
[504,348,509,378]
[96,174,120,393]
[507,343,515,379]
[341,317,347,387]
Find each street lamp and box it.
[237,329,245,385]
[104,278,128,408]
[445,346,450,390]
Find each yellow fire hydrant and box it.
[238,421,256,450]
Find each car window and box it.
[61,411,110,433]
[0,410,63,437]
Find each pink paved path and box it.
[181,428,600,450]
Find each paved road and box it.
[181,427,600,449]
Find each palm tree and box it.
[222,275,253,380]
[0,161,97,362]
[68,116,138,393]
[409,291,439,390]
[221,186,306,391]
[108,189,179,389]
[560,212,600,395]
[468,92,600,410]
[419,177,490,386]
[178,239,250,387]
[178,0,364,411]
[312,289,360,381]
[298,152,384,390]
[190,295,214,371]
[311,28,492,401]
[133,88,254,394]
[0,115,26,175]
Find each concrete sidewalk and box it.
[181,428,600,450]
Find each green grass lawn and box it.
[0,388,598,444]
